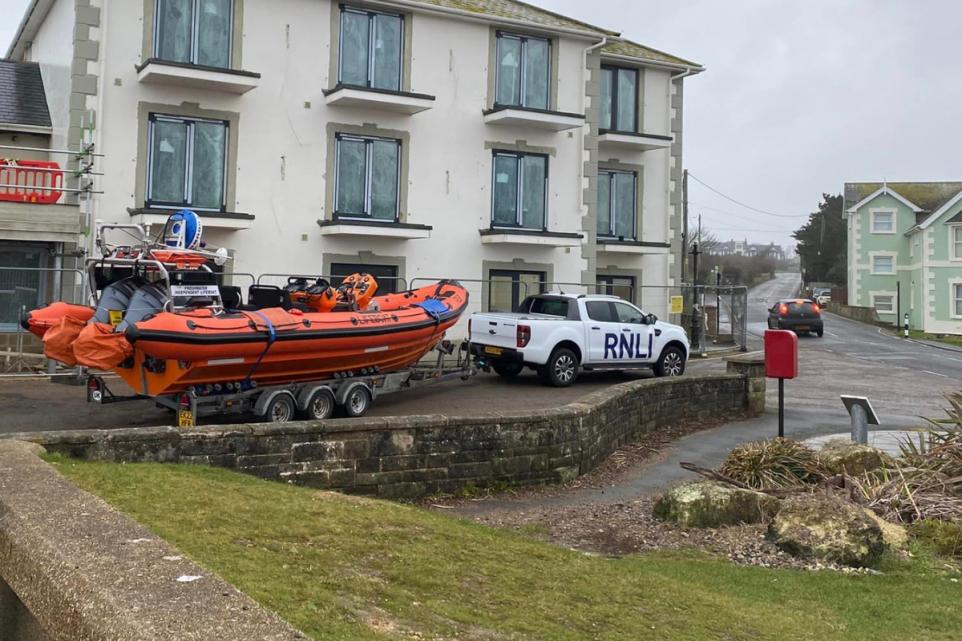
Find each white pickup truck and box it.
[469,293,690,387]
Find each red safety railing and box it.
[0,159,64,204]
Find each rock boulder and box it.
[653,481,780,528]
[818,439,894,476]
[769,494,886,566]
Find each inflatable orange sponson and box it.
[22,301,95,339]
[111,280,467,395]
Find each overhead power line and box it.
[687,172,809,219]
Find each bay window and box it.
[491,151,547,230]
[154,0,233,68]
[495,33,550,110]
[600,66,638,132]
[334,134,401,220]
[147,114,228,211]
[598,169,636,239]
[338,7,403,91]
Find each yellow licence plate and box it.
[178,409,195,429]
[484,346,503,356]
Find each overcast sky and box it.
[4,1,960,250]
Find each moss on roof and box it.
[602,38,702,69]
[844,182,962,214]
[415,0,615,34]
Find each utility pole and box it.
[690,241,701,351]
[681,169,689,283]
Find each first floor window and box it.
[871,255,895,274]
[147,114,228,210]
[338,6,403,90]
[600,66,638,132]
[334,134,400,220]
[596,274,635,302]
[873,295,894,313]
[871,210,894,233]
[598,169,636,239]
[953,226,962,259]
[489,269,544,312]
[491,151,547,229]
[495,33,550,109]
[331,263,399,295]
[0,243,48,331]
[954,283,962,317]
[155,0,232,68]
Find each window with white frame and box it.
[147,114,228,210]
[872,294,894,313]
[871,254,895,274]
[154,0,233,68]
[598,169,636,239]
[334,134,401,221]
[953,283,962,318]
[491,151,547,230]
[338,6,403,91]
[871,210,895,233]
[495,33,550,110]
[952,226,962,260]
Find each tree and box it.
[792,194,846,285]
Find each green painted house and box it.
[844,182,962,334]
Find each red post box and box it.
[764,329,798,379]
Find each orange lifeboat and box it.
[100,280,467,396]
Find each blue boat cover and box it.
[414,298,448,319]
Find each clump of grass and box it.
[910,519,962,558]
[718,438,825,490]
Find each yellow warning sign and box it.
[178,409,195,429]
[108,309,123,326]
[669,295,684,314]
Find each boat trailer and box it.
[86,339,476,427]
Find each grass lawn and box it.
[51,457,962,641]
[904,329,962,348]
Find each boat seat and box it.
[246,284,292,310]
[219,285,243,309]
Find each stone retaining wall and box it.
[826,302,882,325]
[9,355,764,500]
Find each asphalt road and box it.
[749,271,962,380]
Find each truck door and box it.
[584,300,627,363]
[611,301,655,363]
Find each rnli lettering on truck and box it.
[604,333,653,359]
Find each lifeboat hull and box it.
[120,280,468,395]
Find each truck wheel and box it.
[654,346,686,377]
[816,328,824,337]
[543,347,579,387]
[492,362,524,378]
[343,385,372,418]
[300,388,335,420]
[265,393,296,423]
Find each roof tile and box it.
[844,182,962,214]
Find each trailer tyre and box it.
[343,385,372,418]
[300,388,335,421]
[265,393,296,423]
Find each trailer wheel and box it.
[343,385,372,418]
[301,388,335,420]
[264,393,296,423]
